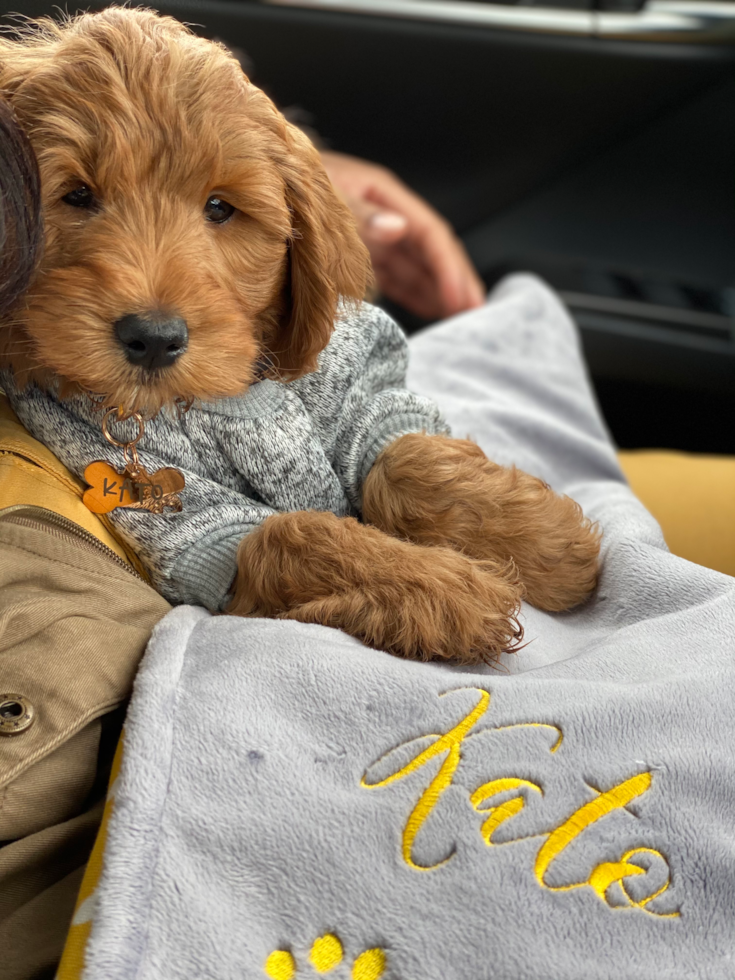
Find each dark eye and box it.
[204,196,235,223]
[62,184,97,209]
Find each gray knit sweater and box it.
[1,303,448,610]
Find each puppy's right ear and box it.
[269,124,373,379]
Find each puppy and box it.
[0,7,600,663]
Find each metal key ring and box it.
[101,408,145,448]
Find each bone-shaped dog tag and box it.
[83,461,185,514]
[128,466,185,514]
[83,461,139,513]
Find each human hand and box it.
[320,151,485,321]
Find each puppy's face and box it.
[0,9,370,413]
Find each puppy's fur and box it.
[0,8,600,663]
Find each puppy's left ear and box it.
[273,126,372,378]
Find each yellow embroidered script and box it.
[362,688,678,917]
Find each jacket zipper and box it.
[0,504,145,581]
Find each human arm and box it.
[320,151,485,321]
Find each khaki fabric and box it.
[0,390,168,978]
[0,724,100,840]
[0,518,170,980]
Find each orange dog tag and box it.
[83,461,138,513]
[83,461,185,514]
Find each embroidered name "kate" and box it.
[362,688,678,918]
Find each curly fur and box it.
[228,511,524,663]
[0,7,600,663]
[363,433,601,612]
[0,7,371,408]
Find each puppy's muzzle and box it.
[114,312,188,371]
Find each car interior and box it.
[4,0,734,454]
[0,7,732,976]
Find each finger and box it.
[389,237,465,317]
[374,254,444,320]
[377,274,443,321]
[343,194,409,246]
[373,265,437,313]
[366,184,484,316]
[324,154,485,316]
[374,246,437,300]
[410,220,485,317]
[369,237,443,315]
[366,210,409,243]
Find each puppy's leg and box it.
[228,511,523,663]
[362,433,600,612]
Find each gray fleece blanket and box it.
[80,276,735,980]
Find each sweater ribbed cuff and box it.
[358,412,452,492]
[172,525,256,612]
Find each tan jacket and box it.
[0,395,170,980]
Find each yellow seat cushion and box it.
[619,450,735,578]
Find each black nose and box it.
[114,312,188,370]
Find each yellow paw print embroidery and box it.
[265,933,386,980]
[265,951,297,980]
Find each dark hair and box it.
[0,99,42,317]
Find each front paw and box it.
[228,511,523,663]
[280,550,524,663]
[438,463,602,613]
[364,433,600,613]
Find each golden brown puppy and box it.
[0,8,600,663]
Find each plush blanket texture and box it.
[79,276,735,980]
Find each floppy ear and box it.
[273,125,372,378]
